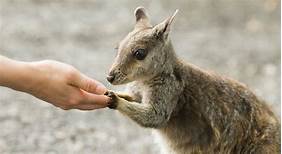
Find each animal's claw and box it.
[105,91,118,109]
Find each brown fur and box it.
[106,7,280,154]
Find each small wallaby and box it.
[105,6,280,154]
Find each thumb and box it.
[72,73,107,95]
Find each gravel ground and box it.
[0,0,280,153]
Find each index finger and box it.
[72,73,107,95]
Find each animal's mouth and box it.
[107,71,129,85]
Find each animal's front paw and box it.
[104,91,119,109]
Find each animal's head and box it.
[107,7,178,85]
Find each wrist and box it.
[0,57,39,92]
[17,62,40,93]
[18,61,46,94]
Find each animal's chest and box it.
[125,82,150,102]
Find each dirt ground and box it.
[0,0,280,153]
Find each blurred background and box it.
[0,0,280,153]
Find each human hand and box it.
[25,60,110,110]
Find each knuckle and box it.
[83,80,93,92]
[65,68,78,81]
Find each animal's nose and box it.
[107,75,115,83]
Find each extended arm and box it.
[0,55,33,91]
[0,56,110,110]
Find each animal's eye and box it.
[133,49,147,60]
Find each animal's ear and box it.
[134,6,152,29]
[152,9,178,39]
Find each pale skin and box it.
[0,55,110,110]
